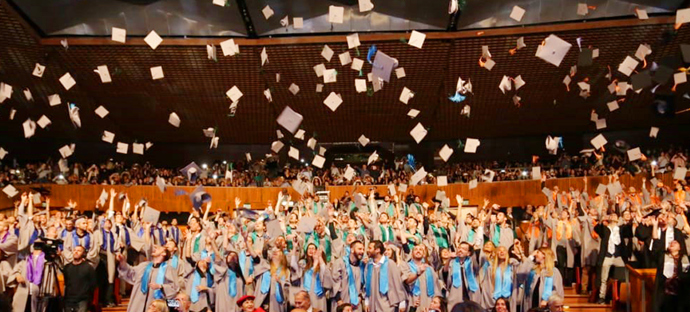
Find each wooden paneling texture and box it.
[0,173,674,213]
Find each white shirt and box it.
[608,225,621,255]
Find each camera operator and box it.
[11,238,50,312]
[63,245,97,312]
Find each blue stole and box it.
[29,228,44,246]
[191,267,214,303]
[365,256,390,298]
[141,262,168,299]
[72,231,90,249]
[526,269,554,301]
[408,261,434,297]
[304,267,324,297]
[227,268,238,297]
[492,265,513,300]
[115,226,131,247]
[451,258,478,292]
[467,229,475,245]
[169,254,179,269]
[344,258,364,305]
[492,225,501,247]
[101,229,115,252]
[260,267,284,304]
[238,251,254,276]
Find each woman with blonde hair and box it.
[146,299,168,312]
[478,246,519,311]
[252,246,290,312]
[517,247,564,312]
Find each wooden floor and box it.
[101,286,614,312]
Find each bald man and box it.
[294,290,321,312]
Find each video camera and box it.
[33,237,63,261]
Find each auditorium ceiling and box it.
[0,0,690,147]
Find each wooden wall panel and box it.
[0,173,674,213]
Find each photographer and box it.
[63,245,97,312]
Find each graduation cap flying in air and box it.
[180,162,202,183]
[189,185,212,211]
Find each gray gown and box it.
[439,256,482,308]
[182,261,217,312]
[253,258,290,312]
[291,259,333,311]
[118,259,180,312]
[477,259,519,312]
[400,260,442,309]
[516,258,564,312]
[0,232,18,293]
[331,256,365,312]
[214,261,246,312]
[578,215,601,266]
[364,256,407,312]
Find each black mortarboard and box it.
[578,48,593,67]
[644,209,662,218]
[653,65,673,85]
[631,71,653,90]
[30,187,51,196]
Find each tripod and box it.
[39,259,63,311]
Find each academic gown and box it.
[117,260,180,312]
[546,217,580,268]
[364,256,407,312]
[252,257,290,312]
[291,259,333,312]
[477,259,519,312]
[62,230,100,264]
[9,254,56,312]
[577,215,601,266]
[95,228,120,283]
[215,261,246,312]
[400,260,442,309]
[0,232,18,293]
[652,253,690,312]
[487,223,515,249]
[516,259,564,312]
[182,261,218,312]
[439,257,482,308]
[331,256,365,312]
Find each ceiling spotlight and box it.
[201,163,208,169]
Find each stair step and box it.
[565,293,592,304]
[564,303,612,312]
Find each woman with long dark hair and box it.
[653,240,690,312]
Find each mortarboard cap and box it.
[643,209,662,219]
[180,162,202,182]
[653,65,673,85]
[190,185,211,211]
[631,71,653,90]
[372,50,398,83]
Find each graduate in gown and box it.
[516,247,564,312]
[252,248,290,312]
[215,251,247,312]
[292,243,332,311]
[401,244,442,310]
[117,245,180,312]
[363,240,407,312]
[0,219,18,293]
[332,240,366,312]
[477,246,519,311]
[440,241,482,308]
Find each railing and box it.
[0,173,674,212]
[625,264,656,312]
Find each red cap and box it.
[236,295,255,307]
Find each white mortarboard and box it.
[150,66,164,80]
[288,146,299,160]
[635,44,652,61]
[590,134,607,149]
[263,89,272,102]
[48,94,61,106]
[23,119,36,138]
[618,56,639,76]
[388,184,397,196]
[97,65,112,83]
[464,138,480,153]
[650,127,659,138]
[262,5,274,19]
[407,109,420,118]
[37,115,51,128]
[677,8,690,25]
[627,147,642,161]
[226,85,243,102]
[168,112,180,127]
[532,166,542,180]
[398,183,408,193]
[155,176,166,193]
[133,143,144,155]
[577,3,588,16]
[346,33,360,49]
[339,51,352,66]
[145,142,153,150]
[410,167,427,186]
[674,166,688,180]
[595,183,607,195]
[616,82,630,96]
[319,146,326,155]
[409,123,427,143]
[59,144,74,158]
[395,68,406,79]
[3,184,18,198]
[209,137,219,149]
[323,69,337,83]
[220,39,239,56]
[514,75,526,90]
[636,8,648,20]
[33,63,45,77]
[59,72,76,90]
[0,148,6,160]
[276,73,280,82]
[372,50,398,82]
[595,118,607,130]
[482,169,496,183]
[483,59,495,71]
[607,101,619,112]
[293,17,303,29]
[241,152,250,162]
[512,95,522,106]
[358,134,370,146]
[280,15,289,27]
[344,166,355,181]
[296,217,317,233]
[535,34,572,67]
[355,79,367,92]
[408,30,426,49]
[322,45,334,62]
[461,105,471,117]
[288,83,300,95]
[203,127,215,138]
[328,5,344,24]
[111,27,126,43]
[399,87,414,104]
[482,45,492,58]
[499,75,512,93]
[674,72,687,85]
[276,106,303,134]
[510,6,526,22]
[23,88,32,101]
[314,63,326,77]
[0,83,11,102]
[439,144,454,162]
[437,176,448,187]
[144,30,163,50]
[367,150,378,165]
[517,37,526,50]
[592,48,599,58]
[116,142,128,154]
[563,75,571,89]
[68,104,81,128]
[323,92,343,111]
[213,0,225,6]
[295,129,305,140]
[351,58,364,71]
[261,47,268,66]
[271,141,284,153]
[102,130,115,143]
[307,137,317,150]
[469,179,478,189]
[142,206,161,225]
[312,155,325,168]
[276,130,284,139]
[359,0,374,12]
